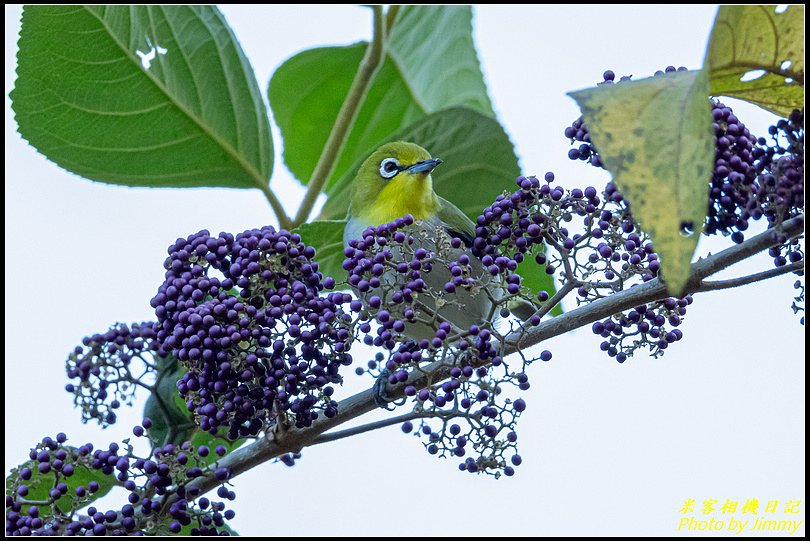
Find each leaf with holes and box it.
[11,6,272,188]
[268,5,493,191]
[706,5,804,117]
[570,70,715,296]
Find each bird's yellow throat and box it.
[360,172,440,225]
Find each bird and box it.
[343,141,500,343]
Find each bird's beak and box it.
[407,158,443,174]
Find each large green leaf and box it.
[706,5,804,117]
[11,6,272,188]
[386,5,493,116]
[570,71,715,297]
[318,106,521,221]
[268,5,492,191]
[294,220,348,285]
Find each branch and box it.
[290,5,386,227]
[698,261,804,292]
[187,214,804,495]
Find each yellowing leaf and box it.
[706,5,804,117]
[569,71,714,296]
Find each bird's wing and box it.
[437,196,476,248]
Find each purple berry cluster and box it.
[756,110,804,270]
[65,322,160,427]
[564,116,602,168]
[704,100,763,241]
[401,361,529,478]
[702,102,802,251]
[473,172,694,362]
[347,167,704,473]
[701,104,804,275]
[5,425,235,535]
[591,295,693,362]
[757,110,804,226]
[475,175,662,290]
[570,183,664,295]
[150,227,354,435]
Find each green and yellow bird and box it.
[344,141,499,339]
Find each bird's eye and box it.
[379,157,400,179]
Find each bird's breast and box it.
[344,216,501,341]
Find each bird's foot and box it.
[373,369,397,410]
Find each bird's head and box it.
[349,141,443,225]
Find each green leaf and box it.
[6,451,116,518]
[269,5,492,191]
[387,5,494,116]
[706,5,804,117]
[294,220,349,284]
[11,6,272,188]
[570,71,715,296]
[144,356,196,447]
[318,106,521,222]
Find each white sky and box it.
[4,5,805,536]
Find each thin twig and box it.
[311,411,424,445]
[291,5,386,227]
[698,261,804,292]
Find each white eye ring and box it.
[379,157,400,179]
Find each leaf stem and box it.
[385,5,401,33]
[290,5,386,227]
[258,183,294,230]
